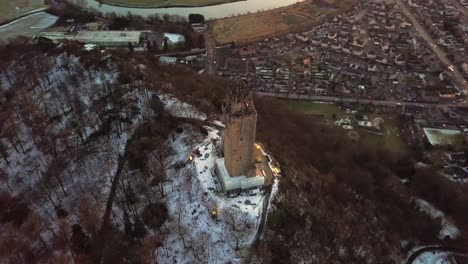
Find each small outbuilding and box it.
[215,158,264,194]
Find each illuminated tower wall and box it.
[222,85,257,177]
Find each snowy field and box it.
[423,128,463,147]
[414,199,460,240]
[0,12,57,41]
[0,45,274,262]
[412,251,454,264]
[155,122,264,263]
[164,33,186,46]
[193,126,265,216]
[158,94,207,120]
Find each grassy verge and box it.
[284,100,344,120]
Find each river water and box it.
[83,0,305,20]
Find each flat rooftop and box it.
[38,30,143,44]
[423,127,463,146]
[216,158,264,192]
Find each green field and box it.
[0,0,46,23]
[103,0,237,8]
[360,120,407,155]
[285,100,344,120]
[285,100,407,154]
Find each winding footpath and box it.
[253,188,272,243]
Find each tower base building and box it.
[215,83,265,194]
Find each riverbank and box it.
[76,0,307,20]
[209,0,358,45]
[101,0,243,9]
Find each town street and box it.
[204,33,217,75]
[255,91,468,109]
[395,0,467,89]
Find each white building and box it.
[215,158,265,193]
[38,30,143,47]
[159,56,177,64]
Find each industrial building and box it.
[37,30,143,47]
[159,56,178,65]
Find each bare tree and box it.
[138,235,160,264]
[79,199,102,237]
[176,199,189,248]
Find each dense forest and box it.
[0,39,226,263]
[251,97,468,263]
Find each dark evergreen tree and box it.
[132,216,147,239]
[71,224,90,255]
[163,38,169,51]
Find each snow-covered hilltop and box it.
[155,95,280,262]
[0,43,276,263]
[157,124,263,263]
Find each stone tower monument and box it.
[222,83,257,177]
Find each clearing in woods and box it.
[0,0,46,23]
[210,0,358,45]
[286,100,408,155]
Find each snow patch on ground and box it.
[422,128,462,146]
[84,44,97,51]
[157,124,263,263]
[0,12,56,30]
[158,94,207,120]
[412,251,453,264]
[414,198,460,239]
[268,178,280,213]
[193,126,265,218]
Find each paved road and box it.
[255,91,468,109]
[253,188,272,243]
[204,33,217,75]
[395,0,467,90]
